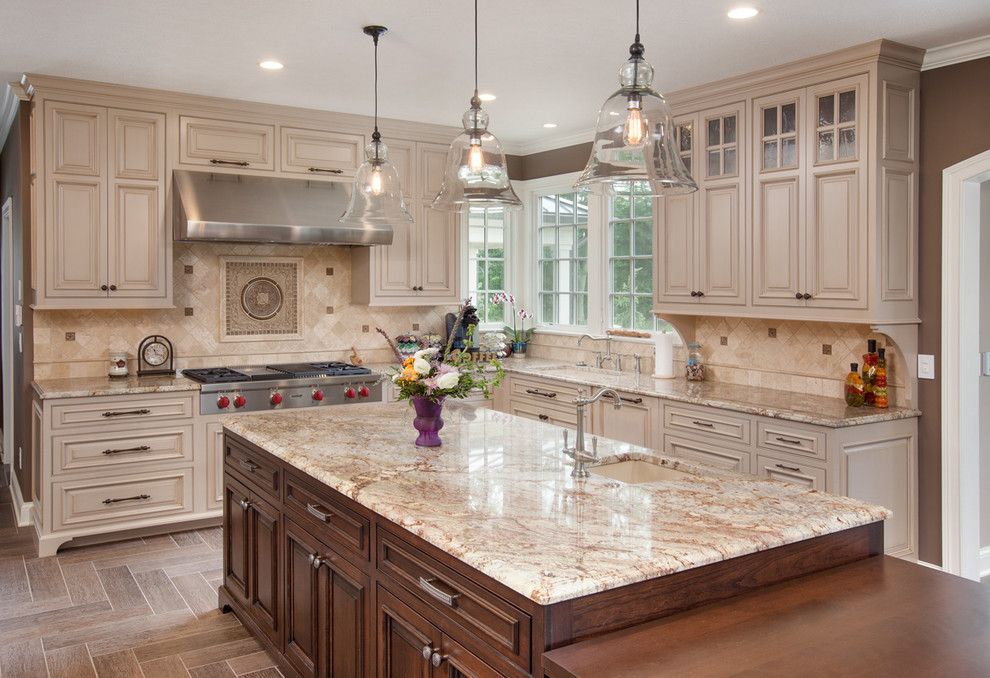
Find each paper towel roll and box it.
[654,332,675,379]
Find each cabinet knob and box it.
[697,291,705,297]
[101,284,109,291]
[309,553,323,570]
[237,498,251,510]
[421,645,434,660]
[795,292,803,300]
[109,284,117,291]
[430,651,447,668]
[803,292,812,300]
[690,291,698,297]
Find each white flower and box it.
[414,347,439,360]
[391,373,401,383]
[436,371,460,390]
[412,357,432,375]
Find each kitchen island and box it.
[220,402,887,677]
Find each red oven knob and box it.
[344,387,357,399]
[270,392,283,406]
[312,389,324,401]
[217,395,230,409]
[358,386,370,398]
[233,395,247,409]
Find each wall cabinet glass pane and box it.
[781,103,796,133]
[781,137,797,166]
[763,107,777,136]
[838,128,856,159]
[818,95,834,126]
[764,141,778,169]
[818,131,834,162]
[705,114,739,178]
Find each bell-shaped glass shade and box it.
[340,139,413,228]
[432,106,522,211]
[575,56,697,196]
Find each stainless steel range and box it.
[183,362,383,415]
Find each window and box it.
[466,207,506,325]
[538,192,589,326]
[608,181,655,331]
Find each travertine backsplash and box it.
[528,316,909,407]
[33,243,454,379]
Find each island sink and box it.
[591,459,693,484]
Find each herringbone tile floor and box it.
[0,478,282,677]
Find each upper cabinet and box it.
[279,127,364,178]
[179,116,275,171]
[39,101,169,308]
[655,41,922,325]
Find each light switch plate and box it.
[918,354,936,380]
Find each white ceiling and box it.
[2,1,989,151]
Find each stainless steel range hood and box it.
[172,170,393,246]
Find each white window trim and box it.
[461,206,515,332]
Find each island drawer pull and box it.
[620,396,644,404]
[238,459,259,473]
[775,436,804,446]
[306,502,336,522]
[102,408,151,418]
[308,166,344,174]
[418,576,461,607]
[238,497,252,510]
[775,463,801,472]
[102,494,150,505]
[102,445,152,456]
[538,414,549,421]
[210,158,250,167]
[691,420,715,428]
[525,388,557,399]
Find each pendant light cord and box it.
[372,31,381,143]
[629,0,644,87]
[470,0,480,108]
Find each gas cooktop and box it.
[183,361,372,384]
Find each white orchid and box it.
[436,370,461,390]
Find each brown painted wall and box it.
[507,143,591,181]
[917,56,990,565]
[0,103,34,500]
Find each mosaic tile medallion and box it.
[221,256,303,341]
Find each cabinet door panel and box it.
[179,116,275,170]
[754,177,803,305]
[439,635,502,678]
[419,144,450,200]
[108,184,164,295]
[223,474,251,607]
[249,496,280,645]
[48,178,106,295]
[322,554,371,677]
[419,205,458,298]
[376,218,417,294]
[807,169,866,307]
[656,192,696,303]
[280,126,364,177]
[698,184,744,303]
[595,394,656,447]
[285,519,321,677]
[388,140,416,198]
[110,110,162,180]
[49,103,104,176]
[377,586,440,678]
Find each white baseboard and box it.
[915,559,944,572]
[980,547,990,579]
[9,479,33,527]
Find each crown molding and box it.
[503,129,593,157]
[922,34,990,71]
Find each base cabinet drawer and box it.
[53,468,193,530]
[225,437,280,501]
[510,401,579,428]
[757,422,827,461]
[284,470,371,563]
[49,394,194,430]
[53,425,193,474]
[664,435,751,474]
[756,454,827,491]
[509,376,585,405]
[664,404,752,444]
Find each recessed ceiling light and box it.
[543,123,558,128]
[727,7,759,19]
[259,60,284,71]
[478,93,496,102]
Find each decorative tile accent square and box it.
[184,307,194,316]
[221,256,303,342]
[184,265,194,274]
[326,306,334,315]
[65,332,75,341]
[720,336,728,346]
[326,267,334,276]
[822,344,832,355]
[768,328,777,338]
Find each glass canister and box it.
[686,342,705,381]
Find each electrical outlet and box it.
[918,354,936,380]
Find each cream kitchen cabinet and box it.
[655,105,747,308]
[592,391,659,448]
[178,115,275,171]
[38,101,170,308]
[279,126,364,178]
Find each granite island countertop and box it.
[32,374,202,399]
[222,402,890,605]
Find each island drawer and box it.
[663,435,752,474]
[663,403,752,444]
[757,422,827,461]
[52,424,193,475]
[377,527,532,672]
[49,393,195,431]
[756,454,827,491]
[52,468,192,530]
[224,437,280,501]
[284,470,370,563]
[510,375,585,405]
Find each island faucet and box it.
[562,388,622,477]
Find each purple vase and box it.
[412,396,445,447]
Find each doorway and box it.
[941,149,990,581]
[0,197,10,472]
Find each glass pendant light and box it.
[432,0,522,211]
[340,25,413,230]
[575,0,697,196]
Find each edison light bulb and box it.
[369,167,383,195]
[468,141,484,172]
[624,100,647,147]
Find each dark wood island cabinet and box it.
[218,425,884,678]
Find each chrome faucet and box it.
[561,388,622,477]
[578,334,613,369]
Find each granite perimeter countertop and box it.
[500,358,920,428]
[223,402,889,605]
[32,374,202,399]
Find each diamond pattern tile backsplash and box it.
[34,243,454,379]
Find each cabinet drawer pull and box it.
[422,645,434,660]
[691,420,715,428]
[525,388,557,399]
[775,463,801,472]
[102,445,152,456]
[306,502,335,522]
[308,553,324,569]
[102,494,150,505]
[620,396,644,405]
[209,159,250,167]
[430,651,447,668]
[418,576,461,607]
[102,408,151,418]
[537,414,549,421]
[775,436,804,446]
[238,497,252,510]
[238,459,259,473]
[307,166,344,174]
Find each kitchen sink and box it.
[591,460,692,484]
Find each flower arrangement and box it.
[490,292,535,345]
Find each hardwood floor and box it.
[0,481,282,677]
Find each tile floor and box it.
[0,478,282,677]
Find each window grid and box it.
[608,181,655,331]
[537,192,589,327]
[467,207,506,325]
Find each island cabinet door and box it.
[284,518,322,677]
[435,635,502,678]
[319,549,372,677]
[248,493,281,647]
[377,585,441,678]
[223,473,252,608]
